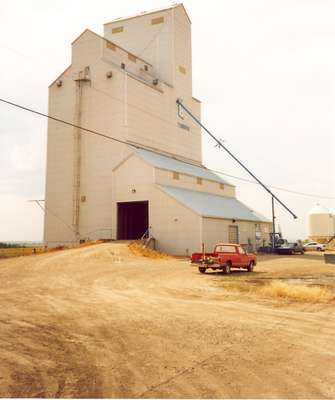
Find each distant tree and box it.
[0,242,23,248]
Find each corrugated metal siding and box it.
[158,185,270,222]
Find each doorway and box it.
[228,225,239,243]
[117,201,149,240]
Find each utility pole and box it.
[271,196,276,249]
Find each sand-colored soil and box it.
[0,243,334,398]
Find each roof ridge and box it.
[135,148,234,187]
[103,3,191,26]
[71,28,152,66]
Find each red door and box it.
[231,247,241,266]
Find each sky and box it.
[0,0,334,242]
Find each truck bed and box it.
[191,252,217,263]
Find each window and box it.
[219,183,224,190]
[151,16,164,25]
[173,172,180,180]
[144,65,148,71]
[81,195,86,203]
[215,245,236,253]
[196,177,202,185]
[121,63,125,69]
[237,246,246,254]
[178,65,186,74]
[112,26,123,34]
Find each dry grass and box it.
[0,247,44,258]
[257,281,334,303]
[129,241,171,259]
[78,240,104,248]
[0,241,105,259]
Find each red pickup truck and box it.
[191,243,256,274]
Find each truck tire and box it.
[223,263,231,274]
[247,261,254,272]
[199,267,206,274]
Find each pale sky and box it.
[0,0,334,242]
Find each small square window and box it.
[151,16,164,25]
[121,62,125,69]
[178,65,186,74]
[144,65,148,71]
[197,177,202,185]
[112,26,123,34]
[173,172,180,180]
[81,195,86,203]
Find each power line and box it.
[0,97,137,148]
[59,86,335,200]
[1,96,334,201]
[28,199,76,234]
[207,169,335,200]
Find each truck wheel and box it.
[199,267,206,274]
[247,261,254,272]
[223,263,231,274]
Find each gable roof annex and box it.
[159,185,270,223]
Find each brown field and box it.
[0,243,334,398]
[0,247,44,258]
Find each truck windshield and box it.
[215,245,236,253]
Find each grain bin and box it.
[307,204,335,243]
[330,208,335,237]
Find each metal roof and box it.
[159,185,271,222]
[136,149,233,186]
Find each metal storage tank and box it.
[307,204,335,242]
[330,208,335,236]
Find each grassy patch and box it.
[129,241,171,259]
[257,280,334,303]
[0,247,44,258]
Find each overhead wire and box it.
[1,96,334,201]
[29,200,76,234]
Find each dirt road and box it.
[0,243,334,398]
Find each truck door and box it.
[237,246,248,266]
[232,246,242,266]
